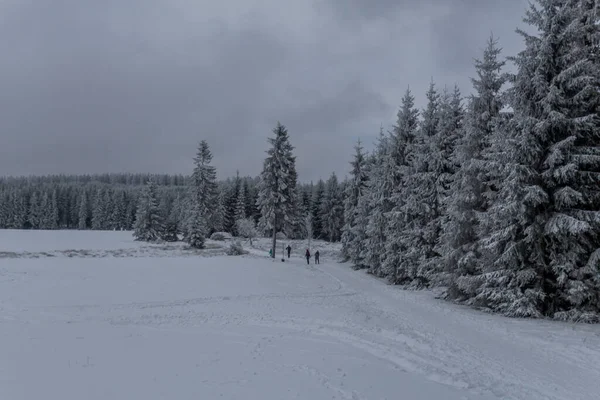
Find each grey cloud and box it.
[0,0,530,182]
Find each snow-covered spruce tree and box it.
[186,204,207,249]
[0,190,9,228]
[311,180,325,239]
[224,172,242,233]
[12,191,27,229]
[395,82,444,287]
[429,85,465,284]
[341,140,369,261]
[186,140,218,247]
[381,88,420,283]
[49,190,59,229]
[91,187,106,230]
[256,122,298,258]
[320,172,344,242]
[28,191,41,229]
[474,0,600,321]
[109,190,127,230]
[159,192,178,242]
[212,187,226,233]
[442,35,507,301]
[363,127,396,276]
[234,181,247,223]
[133,179,164,242]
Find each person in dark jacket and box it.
[286,245,291,258]
[314,250,320,264]
[305,249,310,264]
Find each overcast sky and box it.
[0,0,529,182]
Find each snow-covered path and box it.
[1,235,599,400]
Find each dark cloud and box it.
[0,0,529,181]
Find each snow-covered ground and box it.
[1,230,599,400]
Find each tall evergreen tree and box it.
[320,172,344,242]
[256,122,298,257]
[475,0,600,320]
[395,82,443,286]
[443,35,507,301]
[341,140,369,261]
[133,179,164,242]
[187,140,218,245]
[363,128,395,275]
[78,191,89,230]
[311,179,325,239]
[382,88,420,282]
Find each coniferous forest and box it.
[1,1,599,322]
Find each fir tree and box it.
[443,35,507,301]
[341,140,369,261]
[382,88,420,282]
[188,140,219,242]
[320,172,344,242]
[186,204,207,248]
[475,0,600,320]
[133,179,164,242]
[234,181,247,225]
[363,128,395,276]
[311,180,325,239]
[49,189,59,229]
[256,122,298,257]
[78,191,89,230]
[396,82,443,286]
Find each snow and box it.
[1,230,599,400]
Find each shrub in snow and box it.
[226,240,247,256]
[235,218,258,245]
[210,232,233,241]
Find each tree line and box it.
[340,1,600,322]
[0,158,347,242]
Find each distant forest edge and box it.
[0,171,341,241]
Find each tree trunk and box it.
[271,215,277,258]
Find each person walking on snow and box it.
[286,245,291,258]
[314,250,320,264]
[305,249,310,265]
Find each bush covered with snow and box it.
[210,232,233,241]
[226,240,247,256]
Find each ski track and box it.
[1,232,599,400]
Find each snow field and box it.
[1,230,600,400]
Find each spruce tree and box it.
[234,181,247,224]
[341,140,368,261]
[187,140,218,246]
[78,191,89,229]
[443,35,507,301]
[382,88,420,282]
[396,82,442,286]
[320,172,344,242]
[256,122,298,257]
[28,191,41,229]
[133,179,164,242]
[311,180,325,239]
[363,128,395,276]
[475,0,600,320]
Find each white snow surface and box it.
[1,230,599,400]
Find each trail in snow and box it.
[1,230,599,400]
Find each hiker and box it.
[286,244,291,258]
[305,248,310,265]
[315,250,320,264]
[269,248,273,258]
